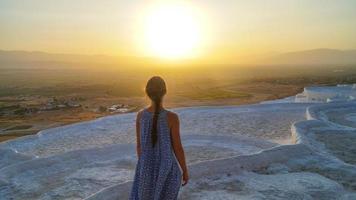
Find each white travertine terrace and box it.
[1,84,356,199]
[295,84,356,103]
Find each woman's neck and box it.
[147,103,163,112]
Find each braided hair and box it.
[145,76,167,147]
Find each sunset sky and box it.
[1,0,356,62]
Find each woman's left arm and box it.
[136,111,142,159]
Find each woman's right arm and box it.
[169,112,189,186]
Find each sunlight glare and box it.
[143,2,202,59]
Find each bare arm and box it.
[136,111,142,159]
[169,112,189,186]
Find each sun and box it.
[143,2,202,59]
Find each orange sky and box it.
[1,0,356,63]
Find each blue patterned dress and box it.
[130,109,182,200]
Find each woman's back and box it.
[140,109,173,158]
[130,108,181,200]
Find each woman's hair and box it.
[145,76,167,147]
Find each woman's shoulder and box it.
[136,109,145,120]
[136,108,178,120]
[166,110,179,122]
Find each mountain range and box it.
[1,48,356,67]
[260,48,356,66]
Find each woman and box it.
[130,76,189,200]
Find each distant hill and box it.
[260,49,356,66]
[0,50,195,69]
[1,48,356,68]
[0,50,111,63]
[0,50,173,71]
[0,50,144,69]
